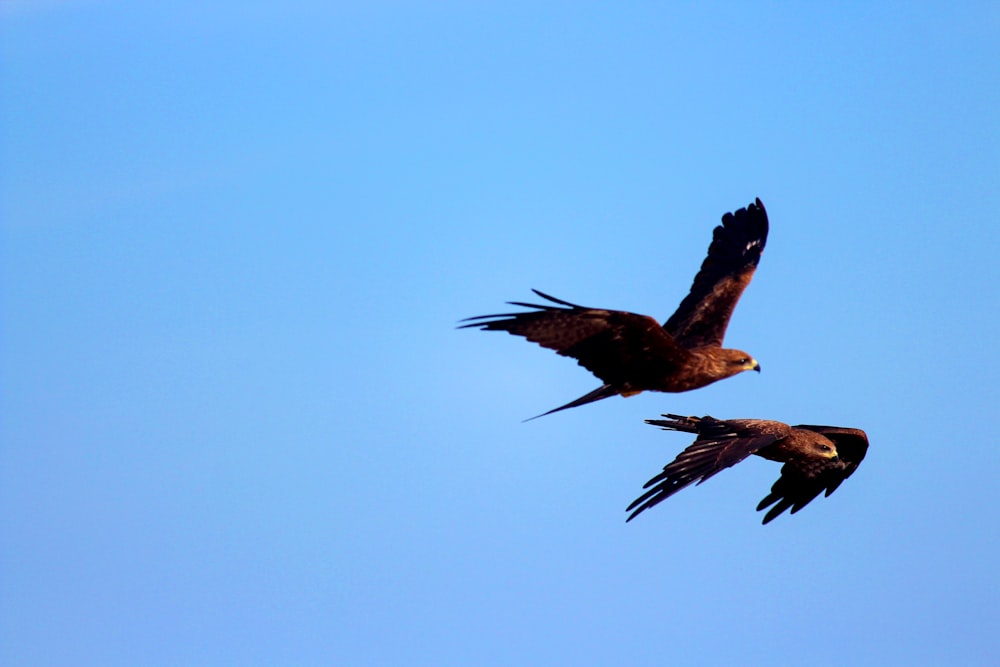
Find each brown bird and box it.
[461,199,768,419]
[627,415,869,524]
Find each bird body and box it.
[462,199,768,418]
[628,415,869,524]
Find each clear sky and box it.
[2,2,999,666]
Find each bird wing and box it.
[663,199,768,348]
[626,416,790,522]
[756,426,869,524]
[460,290,690,388]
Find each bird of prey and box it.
[460,199,768,419]
[627,415,869,524]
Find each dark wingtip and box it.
[757,494,790,524]
[760,506,784,525]
[624,501,650,523]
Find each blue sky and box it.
[2,2,999,665]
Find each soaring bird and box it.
[627,415,869,524]
[461,199,768,419]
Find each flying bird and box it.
[460,199,768,419]
[627,415,869,524]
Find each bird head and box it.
[720,349,761,375]
[811,440,840,461]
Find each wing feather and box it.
[664,199,768,348]
[460,290,690,388]
[626,416,786,521]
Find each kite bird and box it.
[460,199,768,419]
[627,415,869,524]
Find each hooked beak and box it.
[752,361,761,373]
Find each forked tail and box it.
[643,414,702,433]
[524,384,620,422]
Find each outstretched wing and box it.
[626,416,789,522]
[756,426,869,524]
[663,199,768,348]
[460,290,690,389]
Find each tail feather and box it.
[644,414,702,433]
[524,384,620,422]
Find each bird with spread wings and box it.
[461,199,768,418]
[627,415,869,524]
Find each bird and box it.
[460,198,768,419]
[627,414,869,524]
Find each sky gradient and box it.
[3,3,999,665]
